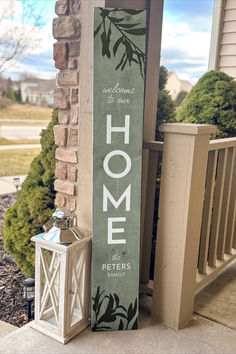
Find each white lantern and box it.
[30,211,92,344]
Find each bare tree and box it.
[0,0,45,75]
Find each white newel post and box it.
[152,123,216,329]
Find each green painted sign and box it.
[92,7,146,331]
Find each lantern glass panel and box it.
[69,245,87,328]
[40,248,60,327]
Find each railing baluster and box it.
[233,217,236,249]
[225,148,236,253]
[217,147,235,260]
[208,149,228,267]
[198,150,217,274]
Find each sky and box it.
[2,0,215,85]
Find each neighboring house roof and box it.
[165,71,192,100]
[209,0,236,79]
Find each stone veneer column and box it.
[52,0,81,211]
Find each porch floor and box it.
[0,294,236,354]
[195,259,236,330]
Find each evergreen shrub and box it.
[4,109,58,276]
[156,66,176,140]
[177,70,236,138]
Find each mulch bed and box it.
[0,193,34,327]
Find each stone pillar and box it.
[52,0,80,212]
[151,123,216,329]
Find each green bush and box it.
[4,109,58,277]
[3,87,16,102]
[177,70,236,138]
[175,91,188,106]
[156,66,176,140]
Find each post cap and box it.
[159,123,217,136]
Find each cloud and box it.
[4,56,57,80]
[161,19,212,84]
[0,0,56,76]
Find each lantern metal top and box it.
[31,209,91,244]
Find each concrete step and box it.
[0,321,18,339]
[0,298,236,353]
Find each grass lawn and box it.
[0,138,40,145]
[0,104,52,121]
[0,148,40,176]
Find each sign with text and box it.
[92,7,146,331]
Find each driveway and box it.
[0,125,45,140]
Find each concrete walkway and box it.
[0,175,26,194]
[0,296,236,354]
[0,144,41,150]
[0,119,48,125]
[0,125,44,140]
[0,321,17,340]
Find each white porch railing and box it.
[197,138,236,289]
[141,123,236,330]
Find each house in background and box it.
[165,71,192,100]
[209,0,236,79]
[20,79,56,106]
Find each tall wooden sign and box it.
[92,7,146,331]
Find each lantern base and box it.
[30,320,90,344]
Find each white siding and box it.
[222,20,236,32]
[218,0,236,79]
[221,32,236,44]
[219,55,236,66]
[220,66,236,76]
[221,44,236,54]
[224,9,236,20]
[225,0,236,10]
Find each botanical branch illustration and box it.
[92,286,138,331]
[94,8,146,78]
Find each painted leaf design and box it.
[121,57,128,71]
[105,294,114,313]
[97,298,104,317]
[115,312,127,320]
[94,22,102,37]
[118,320,124,330]
[98,313,117,323]
[124,41,133,64]
[101,31,107,57]
[122,9,144,15]
[132,317,138,330]
[116,52,126,70]
[114,293,119,307]
[92,287,138,331]
[96,326,112,330]
[107,25,112,54]
[108,17,123,23]
[124,28,146,36]
[132,298,138,319]
[92,303,97,312]
[100,9,110,18]
[113,37,123,56]
[96,7,146,77]
[95,286,101,301]
[117,305,127,312]
[117,23,140,29]
[101,30,111,58]
[127,303,133,322]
